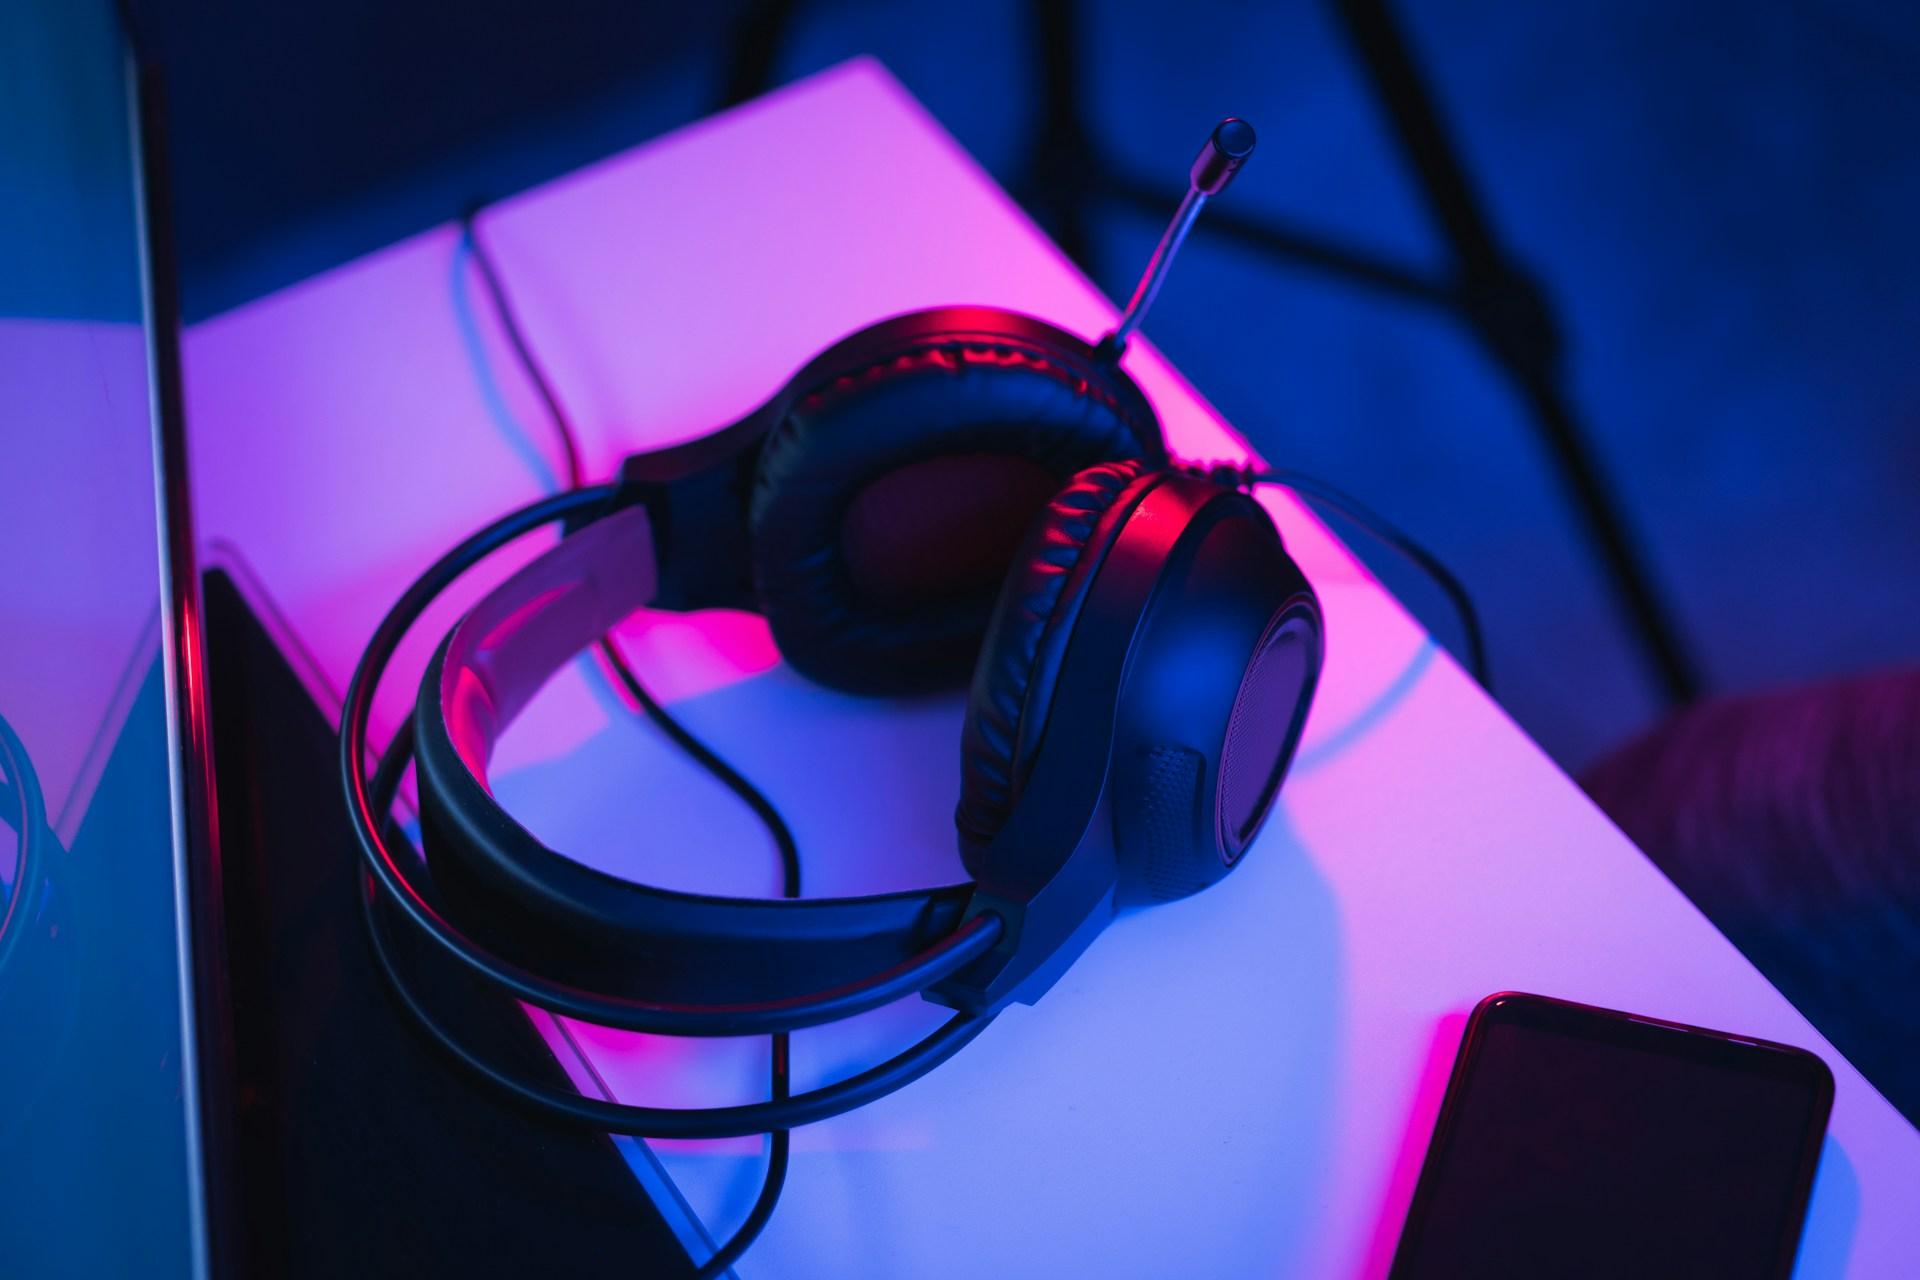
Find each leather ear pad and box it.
[749,336,1164,694]
[955,459,1158,865]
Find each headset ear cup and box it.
[955,460,1159,869]
[749,330,1164,695]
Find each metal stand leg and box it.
[720,0,803,110]
[1331,0,1699,705]
[1018,0,1103,273]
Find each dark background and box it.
[139,0,1920,771]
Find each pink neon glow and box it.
[442,663,497,782]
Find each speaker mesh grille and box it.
[1140,745,1206,902]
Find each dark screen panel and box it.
[0,2,202,1273]
[1394,999,1829,1279]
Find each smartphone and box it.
[1391,992,1833,1280]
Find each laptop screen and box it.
[0,3,206,1273]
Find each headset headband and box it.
[412,504,988,1018]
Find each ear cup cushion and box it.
[955,459,1159,864]
[749,336,1165,694]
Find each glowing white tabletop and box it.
[182,58,1918,1277]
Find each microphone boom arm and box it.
[1099,117,1256,359]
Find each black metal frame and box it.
[124,11,236,1274]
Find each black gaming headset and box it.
[341,119,1325,1139]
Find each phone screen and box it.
[1391,993,1833,1280]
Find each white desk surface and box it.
[182,59,1917,1278]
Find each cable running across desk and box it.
[1228,465,1491,691]
[463,207,795,1279]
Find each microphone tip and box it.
[1213,117,1257,160]
[1191,117,1256,195]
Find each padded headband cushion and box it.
[750,335,1164,694]
[956,459,1157,864]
